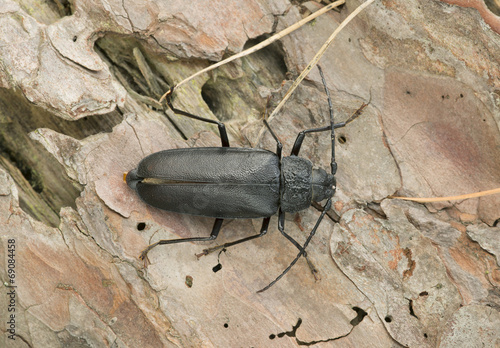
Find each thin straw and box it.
[159,0,346,103]
[391,187,500,203]
[257,0,376,143]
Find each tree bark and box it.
[1,0,499,347]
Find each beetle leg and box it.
[329,103,369,131]
[290,108,365,171]
[257,199,332,293]
[277,209,320,281]
[263,120,283,158]
[139,218,224,260]
[165,95,230,147]
[277,209,304,251]
[195,217,271,258]
[290,124,331,156]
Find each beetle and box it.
[126,66,362,292]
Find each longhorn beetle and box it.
[126,66,364,292]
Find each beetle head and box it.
[311,168,335,202]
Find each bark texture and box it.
[1,0,499,347]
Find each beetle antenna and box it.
[317,65,337,175]
[257,199,332,293]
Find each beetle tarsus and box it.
[195,217,271,259]
[195,249,212,259]
[159,85,175,104]
[139,242,158,260]
[305,256,321,282]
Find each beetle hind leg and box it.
[139,218,224,261]
[195,217,271,258]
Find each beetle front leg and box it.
[277,210,320,281]
[291,66,368,175]
[140,218,224,260]
[258,199,332,293]
[196,217,271,258]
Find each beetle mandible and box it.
[126,66,362,292]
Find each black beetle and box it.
[126,66,362,292]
